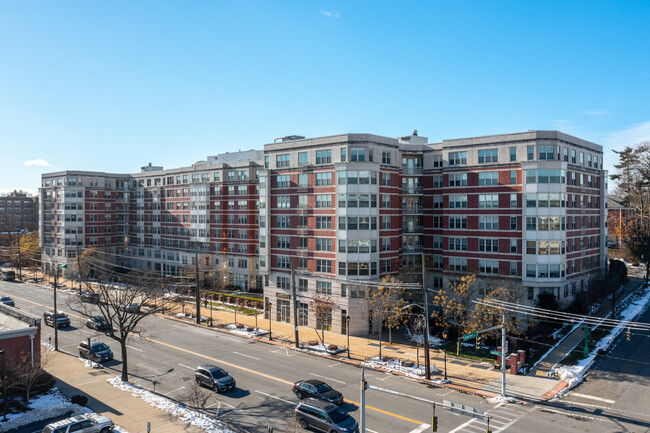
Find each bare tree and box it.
[368,276,407,360]
[67,270,173,382]
[408,314,426,367]
[309,293,334,348]
[186,379,209,411]
[6,348,52,403]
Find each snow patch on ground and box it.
[80,357,103,369]
[550,284,650,399]
[301,342,346,355]
[486,395,517,404]
[41,342,55,351]
[0,389,129,433]
[108,376,234,433]
[223,323,269,338]
[362,356,442,379]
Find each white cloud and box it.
[320,10,340,18]
[23,159,52,167]
[604,120,650,150]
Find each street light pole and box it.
[423,287,431,381]
[268,302,272,341]
[346,315,351,359]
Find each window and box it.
[382,194,391,208]
[277,216,290,228]
[277,256,291,269]
[382,237,391,251]
[316,150,331,164]
[564,147,569,161]
[341,148,346,161]
[449,237,467,251]
[449,151,467,165]
[433,175,442,188]
[526,241,536,254]
[298,195,308,208]
[277,275,290,289]
[510,170,517,185]
[527,145,535,160]
[510,147,517,161]
[316,259,332,273]
[527,265,536,278]
[298,173,308,187]
[276,154,290,167]
[510,239,517,253]
[449,195,467,208]
[526,217,537,230]
[478,216,498,230]
[382,151,391,164]
[298,152,308,165]
[316,216,332,229]
[277,236,290,249]
[510,193,517,208]
[350,148,365,162]
[479,260,499,274]
[539,146,554,160]
[381,259,391,274]
[478,172,499,185]
[510,262,517,276]
[478,194,499,208]
[382,172,391,186]
[316,194,332,208]
[450,216,468,229]
[316,238,332,251]
[449,173,467,186]
[276,175,290,188]
[298,237,308,249]
[580,152,584,165]
[298,279,308,292]
[479,239,499,252]
[316,172,332,186]
[448,257,467,272]
[433,195,443,208]
[277,196,291,208]
[478,149,498,163]
[382,215,391,229]
[316,281,332,294]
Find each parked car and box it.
[81,290,100,304]
[43,311,70,328]
[0,270,15,281]
[194,364,236,392]
[118,303,141,313]
[0,296,15,307]
[86,316,111,331]
[42,413,114,433]
[292,379,343,405]
[78,340,113,363]
[294,398,359,433]
[607,241,619,248]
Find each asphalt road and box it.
[2,279,650,433]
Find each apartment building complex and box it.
[1,190,39,232]
[40,130,607,336]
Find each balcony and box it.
[402,245,423,253]
[402,225,424,234]
[401,205,423,214]
[401,187,423,195]
[401,166,423,175]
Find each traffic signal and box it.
[626,329,631,342]
[432,415,438,432]
[476,336,481,350]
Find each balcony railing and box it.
[401,166,423,175]
[402,187,423,195]
[402,225,424,234]
[401,205,423,214]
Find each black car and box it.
[86,316,110,331]
[194,364,236,392]
[292,379,343,405]
[78,340,113,363]
[295,398,359,433]
[43,310,71,328]
[0,296,15,307]
[80,290,100,304]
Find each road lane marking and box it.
[563,400,609,410]
[127,345,143,352]
[207,399,235,409]
[255,390,296,405]
[366,429,379,433]
[309,373,345,384]
[179,364,195,370]
[540,407,595,420]
[408,424,431,433]
[328,362,340,367]
[11,288,425,426]
[233,351,260,360]
[448,402,503,433]
[162,386,185,396]
[570,392,615,404]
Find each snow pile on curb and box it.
[108,377,235,433]
[223,324,269,337]
[81,358,103,369]
[551,285,650,398]
[362,356,442,379]
[0,389,91,431]
[301,343,346,355]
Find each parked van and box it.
[0,270,15,281]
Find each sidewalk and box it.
[44,350,206,433]
[529,277,643,377]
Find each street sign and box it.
[443,400,484,419]
[462,331,477,342]
[490,350,503,356]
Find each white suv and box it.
[42,414,114,433]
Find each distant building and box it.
[0,190,39,232]
[39,130,607,336]
[607,194,634,245]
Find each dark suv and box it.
[293,379,343,405]
[78,340,113,363]
[295,399,359,433]
[194,365,236,392]
[43,311,70,328]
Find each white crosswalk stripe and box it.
[449,402,534,433]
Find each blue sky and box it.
[1,1,649,194]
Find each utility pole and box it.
[360,368,367,433]
[501,314,506,397]
[54,267,59,351]
[421,254,431,380]
[194,243,201,325]
[75,235,82,294]
[291,263,299,348]
[17,229,22,280]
